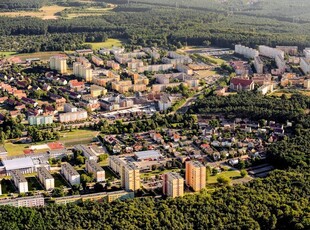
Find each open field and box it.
[270,90,310,98]
[8,51,67,63]
[0,5,70,20]
[4,142,30,156]
[63,6,115,19]
[84,39,124,50]
[59,129,99,142]
[0,52,17,58]
[207,170,241,184]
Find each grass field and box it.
[84,39,123,50]
[0,52,17,57]
[207,170,241,184]
[4,142,30,156]
[11,51,66,61]
[64,7,115,19]
[270,90,310,98]
[53,173,71,188]
[0,5,70,20]
[26,176,43,191]
[60,129,99,142]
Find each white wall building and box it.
[301,58,310,74]
[28,115,53,126]
[235,45,259,59]
[254,56,264,74]
[258,45,285,59]
[303,48,310,60]
[61,163,80,186]
[37,167,55,191]
[85,160,105,182]
[11,170,28,193]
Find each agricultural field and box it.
[83,38,124,50]
[63,6,115,19]
[0,5,70,20]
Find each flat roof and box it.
[2,157,34,171]
[135,150,162,160]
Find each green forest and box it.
[1,1,310,52]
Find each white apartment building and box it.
[275,54,286,72]
[28,115,53,126]
[49,56,67,74]
[254,56,264,74]
[11,170,28,193]
[0,195,44,207]
[61,163,80,186]
[258,45,285,59]
[85,160,105,182]
[301,58,310,74]
[37,167,55,191]
[303,48,310,60]
[137,64,173,73]
[235,44,259,59]
[59,110,88,123]
[64,103,78,113]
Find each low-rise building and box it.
[75,145,98,161]
[90,85,107,97]
[85,160,105,182]
[230,78,255,91]
[59,110,88,123]
[92,55,104,66]
[37,167,54,191]
[0,195,44,207]
[61,163,80,186]
[235,44,259,59]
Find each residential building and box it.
[276,46,298,55]
[254,56,264,74]
[163,172,184,198]
[303,48,310,59]
[275,54,286,73]
[304,79,310,89]
[61,163,80,186]
[258,84,274,95]
[85,160,105,182]
[235,44,259,59]
[73,62,93,82]
[123,163,140,192]
[92,55,104,66]
[75,49,93,56]
[11,170,28,193]
[185,161,206,192]
[158,94,172,111]
[37,167,54,191]
[137,64,173,73]
[64,103,78,113]
[69,79,85,91]
[75,145,98,161]
[0,196,44,207]
[90,85,107,97]
[176,64,194,75]
[252,74,272,86]
[49,56,67,74]
[28,115,53,126]
[258,45,285,59]
[59,110,88,123]
[230,78,255,91]
[300,58,310,74]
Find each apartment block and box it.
[73,62,93,82]
[61,163,80,186]
[85,160,105,182]
[59,110,88,123]
[235,44,259,59]
[0,195,44,207]
[185,161,206,192]
[137,64,173,73]
[49,56,67,74]
[90,85,107,97]
[254,56,264,74]
[28,115,53,126]
[301,58,310,74]
[37,167,55,191]
[304,79,310,89]
[75,144,98,161]
[163,172,184,198]
[258,45,285,59]
[92,55,104,66]
[275,54,286,72]
[276,46,298,55]
[123,163,140,192]
[303,48,310,60]
[11,170,28,193]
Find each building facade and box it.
[162,172,184,198]
[49,56,67,74]
[85,160,105,182]
[11,170,28,193]
[37,167,55,191]
[28,115,53,126]
[185,161,206,192]
[61,163,80,186]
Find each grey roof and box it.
[135,150,162,160]
[2,157,34,171]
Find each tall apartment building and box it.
[37,167,55,191]
[75,144,98,161]
[185,161,206,192]
[28,115,53,126]
[254,56,264,74]
[11,170,28,193]
[303,48,310,60]
[49,56,67,74]
[85,160,105,182]
[73,62,93,82]
[301,58,310,74]
[123,163,140,192]
[235,45,259,59]
[258,45,285,59]
[0,195,44,207]
[275,54,286,72]
[61,163,80,186]
[162,172,184,198]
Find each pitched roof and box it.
[231,78,254,87]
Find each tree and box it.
[240,169,248,178]
[217,175,231,185]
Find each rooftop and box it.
[2,157,34,171]
[134,150,162,160]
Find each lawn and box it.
[0,5,70,20]
[4,142,30,156]
[60,129,99,147]
[26,176,43,191]
[1,179,16,195]
[84,39,124,50]
[52,173,70,188]
[102,166,118,180]
[207,170,241,184]
[0,52,17,58]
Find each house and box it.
[230,78,255,91]
[69,80,85,91]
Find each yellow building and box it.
[185,161,206,192]
[49,56,67,74]
[73,62,93,82]
[90,85,107,97]
[163,172,184,198]
[304,79,310,89]
[123,163,140,192]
